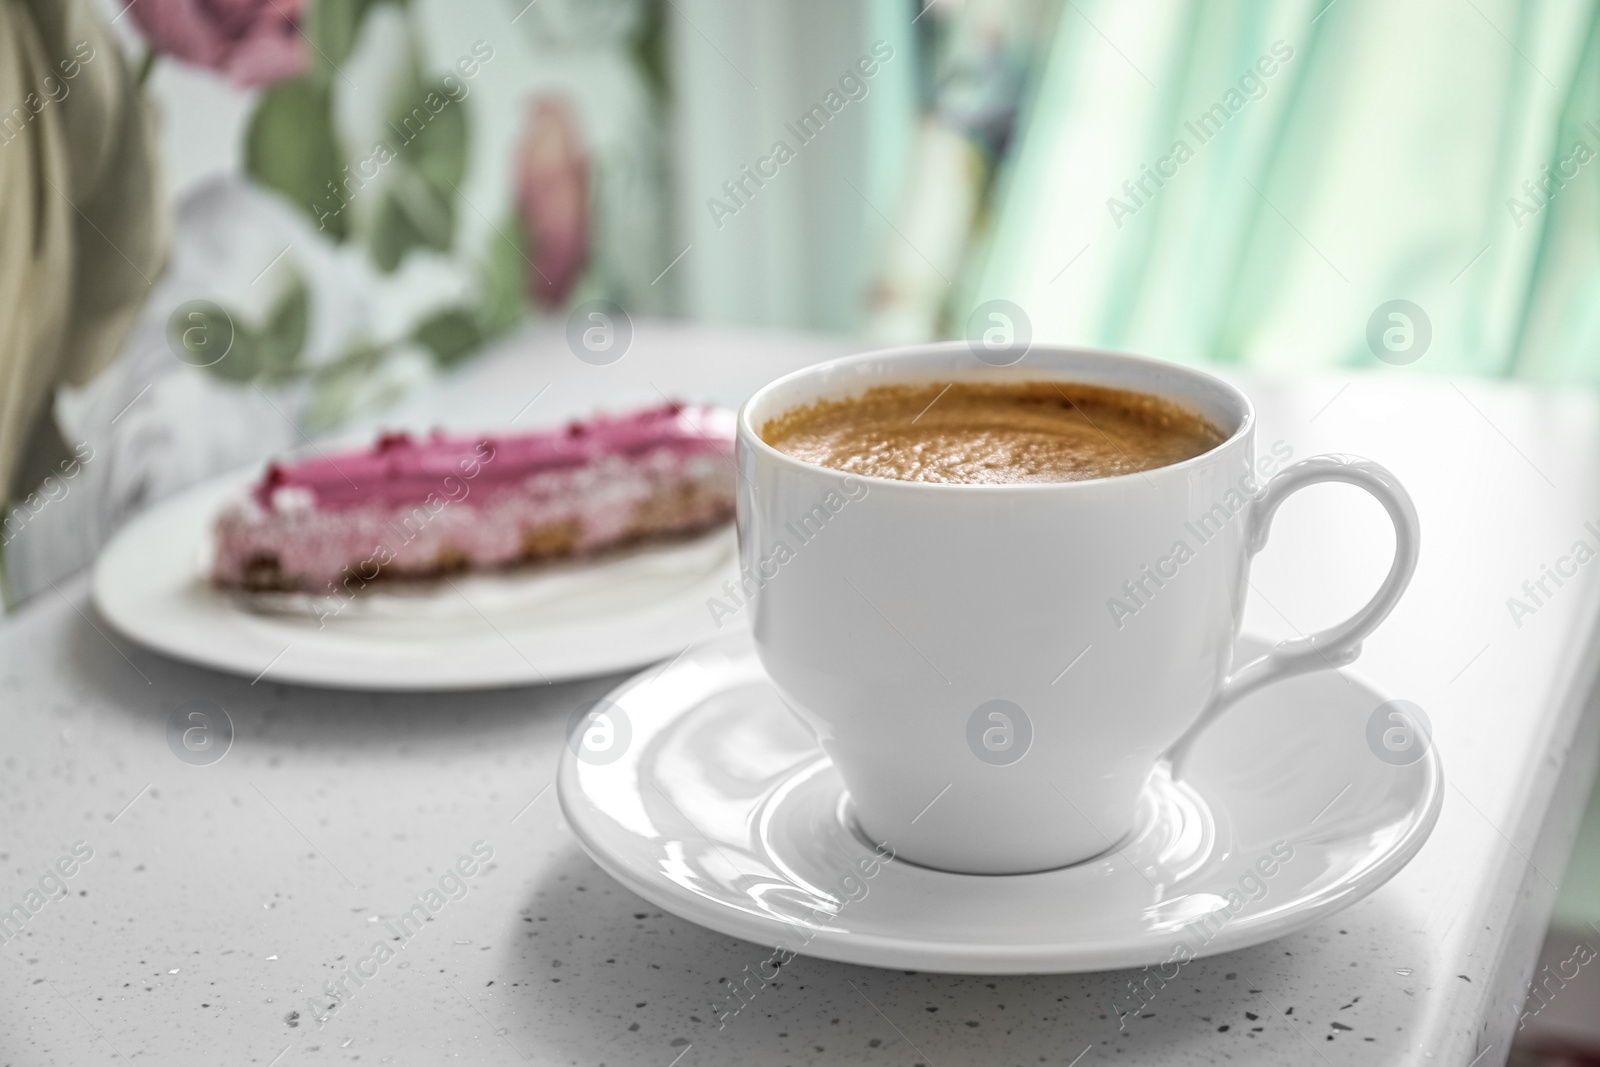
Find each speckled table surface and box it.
[5,324,1600,1066]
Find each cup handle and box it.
[1164,454,1421,778]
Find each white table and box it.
[3,323,1598,1066]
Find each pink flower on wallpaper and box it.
[124,0,309,89]
[514,95,591,309]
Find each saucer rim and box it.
[557,639,1445,974]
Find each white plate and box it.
[558,630,1444,974]
[92,471,741,689]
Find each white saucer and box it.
[92,470,740,690]
[558,630,1444,974]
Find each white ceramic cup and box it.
[735,343,1419,875]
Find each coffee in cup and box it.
[760,380,1226,484]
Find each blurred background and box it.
[2,0,1598,1057]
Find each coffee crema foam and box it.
[761,381,1226,484]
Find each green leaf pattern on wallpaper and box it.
[228,0,520,411]
[412,212,531,367]
[245,80,346,240]
[196,279,312,386]
[316,0,392,70]
[370,72,471,271]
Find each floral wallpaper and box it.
[125,0,649,426]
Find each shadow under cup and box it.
[735,343,1257,875]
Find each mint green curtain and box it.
[967,0,1600,382]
